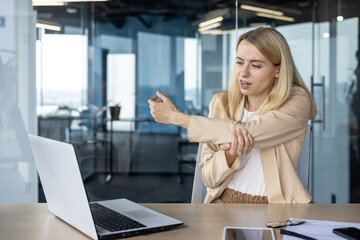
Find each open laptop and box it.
[28,134,183,239]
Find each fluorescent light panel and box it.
[256,12,294,22]
[36,23,61,31]
[60,0,108,1]
[198,22,221,32]
[200,29,234,35]
[198,16,223,28]
[32,0,108,5]
[241,4,283,16]
[32,1,65,6]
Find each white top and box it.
[227,109,267,197]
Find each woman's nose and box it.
[240,69,249,77]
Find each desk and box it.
[1,203,359,240]
[38,115,79,142]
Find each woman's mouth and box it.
[240,80,252,89]
[241,80,251,86]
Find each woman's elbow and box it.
[201,172,223,189]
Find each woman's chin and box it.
[240,88,250,95]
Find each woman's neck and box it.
[246,96,267,112]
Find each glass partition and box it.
[0,2,38,202]
[32,0,360,203]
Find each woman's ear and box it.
[274,66,280,78]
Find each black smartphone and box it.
[333,227,360,240]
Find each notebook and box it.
[28,134,183,239]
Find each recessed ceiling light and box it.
[66,8,77,14]
[337,16,344,22]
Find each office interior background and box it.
[1,0,360,204]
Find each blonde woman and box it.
[148,27,317,204]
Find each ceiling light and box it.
[66,7,78,14]
[337,16,344,22]
[198,22,221,32]
[61,0,109,1]
[241,4,283,16]
[32,0,108,5]
[323,32,330,38]
[32,1,65,6]
[36,22,61,31]
[337,0,343,22]
[200,30,223,35]
[256,13,294,22]
[198,16,223,28]
[200,29,234,35]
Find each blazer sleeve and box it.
[199,95,241,189]
[187,87,311,149]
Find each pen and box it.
[280,229,317,240]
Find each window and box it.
[36,34,88,113]
[107,53,136,131]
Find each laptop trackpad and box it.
[124,209,158,219]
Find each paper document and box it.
[282,218,360,240]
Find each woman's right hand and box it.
[148,91,191,128]
[219,128,253,167]
[148,91,178,125]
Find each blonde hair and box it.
[222,27,317,120]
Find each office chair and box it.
[297,124,312,190]
[74,104,114,183]
[191,143,207,203]
[191,125,313,203]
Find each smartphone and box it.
[333,227,360,240]
[223,227,275,240]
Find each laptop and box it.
[28,134,183,239]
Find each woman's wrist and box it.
[172,111,190,129]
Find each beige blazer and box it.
[187,86,312,203]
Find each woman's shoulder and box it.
[292,85,309,98]
[208,91,228,117]
[280,85,311,117]
[210,91,228,108]
[212,91,227,101]
[289,85,312,106]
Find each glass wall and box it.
[0,0,37,202]
[31,0,360,203]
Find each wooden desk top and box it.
[1,203,359,240]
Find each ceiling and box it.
[34,0,359,32]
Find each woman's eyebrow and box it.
[236,56,266,63]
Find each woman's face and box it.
[235,40,280,101]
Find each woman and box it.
[148,27,317,204]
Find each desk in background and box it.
[1,203,359,240]
[37,116,155,183]
[38,114,80,142]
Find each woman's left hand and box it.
[220,128,253,156]
[148,91,179,125]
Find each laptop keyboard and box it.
[90,203,146,232]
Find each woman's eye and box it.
[236,61,243,65]
[252,64,261,68]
